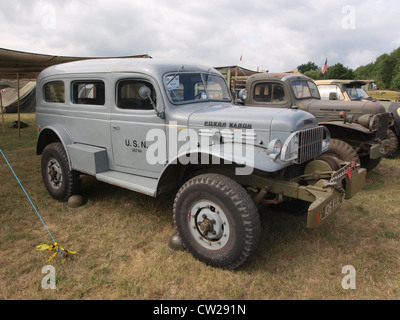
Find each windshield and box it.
[345,88,371,100]
[164,72,231,104]
[291,80,320,99]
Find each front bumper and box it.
[370,138,391,159]
[238,161,366,228]
[304,163,366,228]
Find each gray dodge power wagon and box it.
[239,73,393,171]
[36,59,365,269]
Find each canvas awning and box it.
[0,47,151,79]
[0,48,152,133]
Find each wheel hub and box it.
[47,158,63,189]
[188,200,230,250]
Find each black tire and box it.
[384,129,399,157]
[41,142,81,202]
[360,156,382,172]
[173,174,261,269]
[324,139,360,164]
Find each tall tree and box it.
[322,63,354,80]
[297,61,319,74]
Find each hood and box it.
[187,104,318,132]
[300,99,386,120]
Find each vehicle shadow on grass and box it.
[242,204,330,273]
[77,175,176,219]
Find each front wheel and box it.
[323,139,360,164]
[173,174,261,269]
[384,129,399,157]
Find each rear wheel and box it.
[41,142,81,202]
[173,174,261,269]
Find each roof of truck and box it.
[315,79,367,86]
[37,58,219,80]
[247,72,311,83]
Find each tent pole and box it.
[17,73,20,138]
[0,90,5,134]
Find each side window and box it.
[253,83,286,102]
[44,81,65,103]
[117,80,156,110]
[72,81,105,105]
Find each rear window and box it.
[253,83,286,103]
[44,81,65,103]
[72,81,105,105]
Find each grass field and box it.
[1,113,399,300]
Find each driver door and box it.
[110,77,166,176]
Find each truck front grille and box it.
[297,127,324,163]
[282,126,325,164]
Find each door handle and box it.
[111,125,120,130]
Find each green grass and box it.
[1,113,400,300]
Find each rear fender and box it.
[36,125,74,166]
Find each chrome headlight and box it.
[238,89,248,101]
[267,139,282,160]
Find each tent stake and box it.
[17,73,20,138]
[0,90,5,134]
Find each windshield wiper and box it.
[167,65,184,86]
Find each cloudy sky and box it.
[1,0,399,72]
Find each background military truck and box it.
[239,73,393,171]
[316,79,400,156]
[36,59,365,269]
[363,80,400,102]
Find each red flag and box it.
[240,54,243,61]
[322,58,329,74]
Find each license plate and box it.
[321,194,343,220]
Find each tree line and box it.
[297,47,400,91]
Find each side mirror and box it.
[238,89,248,101]
[139,85,152,99]
[138,85,165,119]
[329,92,337,100]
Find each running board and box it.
[96,171,158,197]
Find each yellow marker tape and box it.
[36,242,77,262]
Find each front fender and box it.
[177,143,291,174]
[320,121,372,135]
[156,143,292,193]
